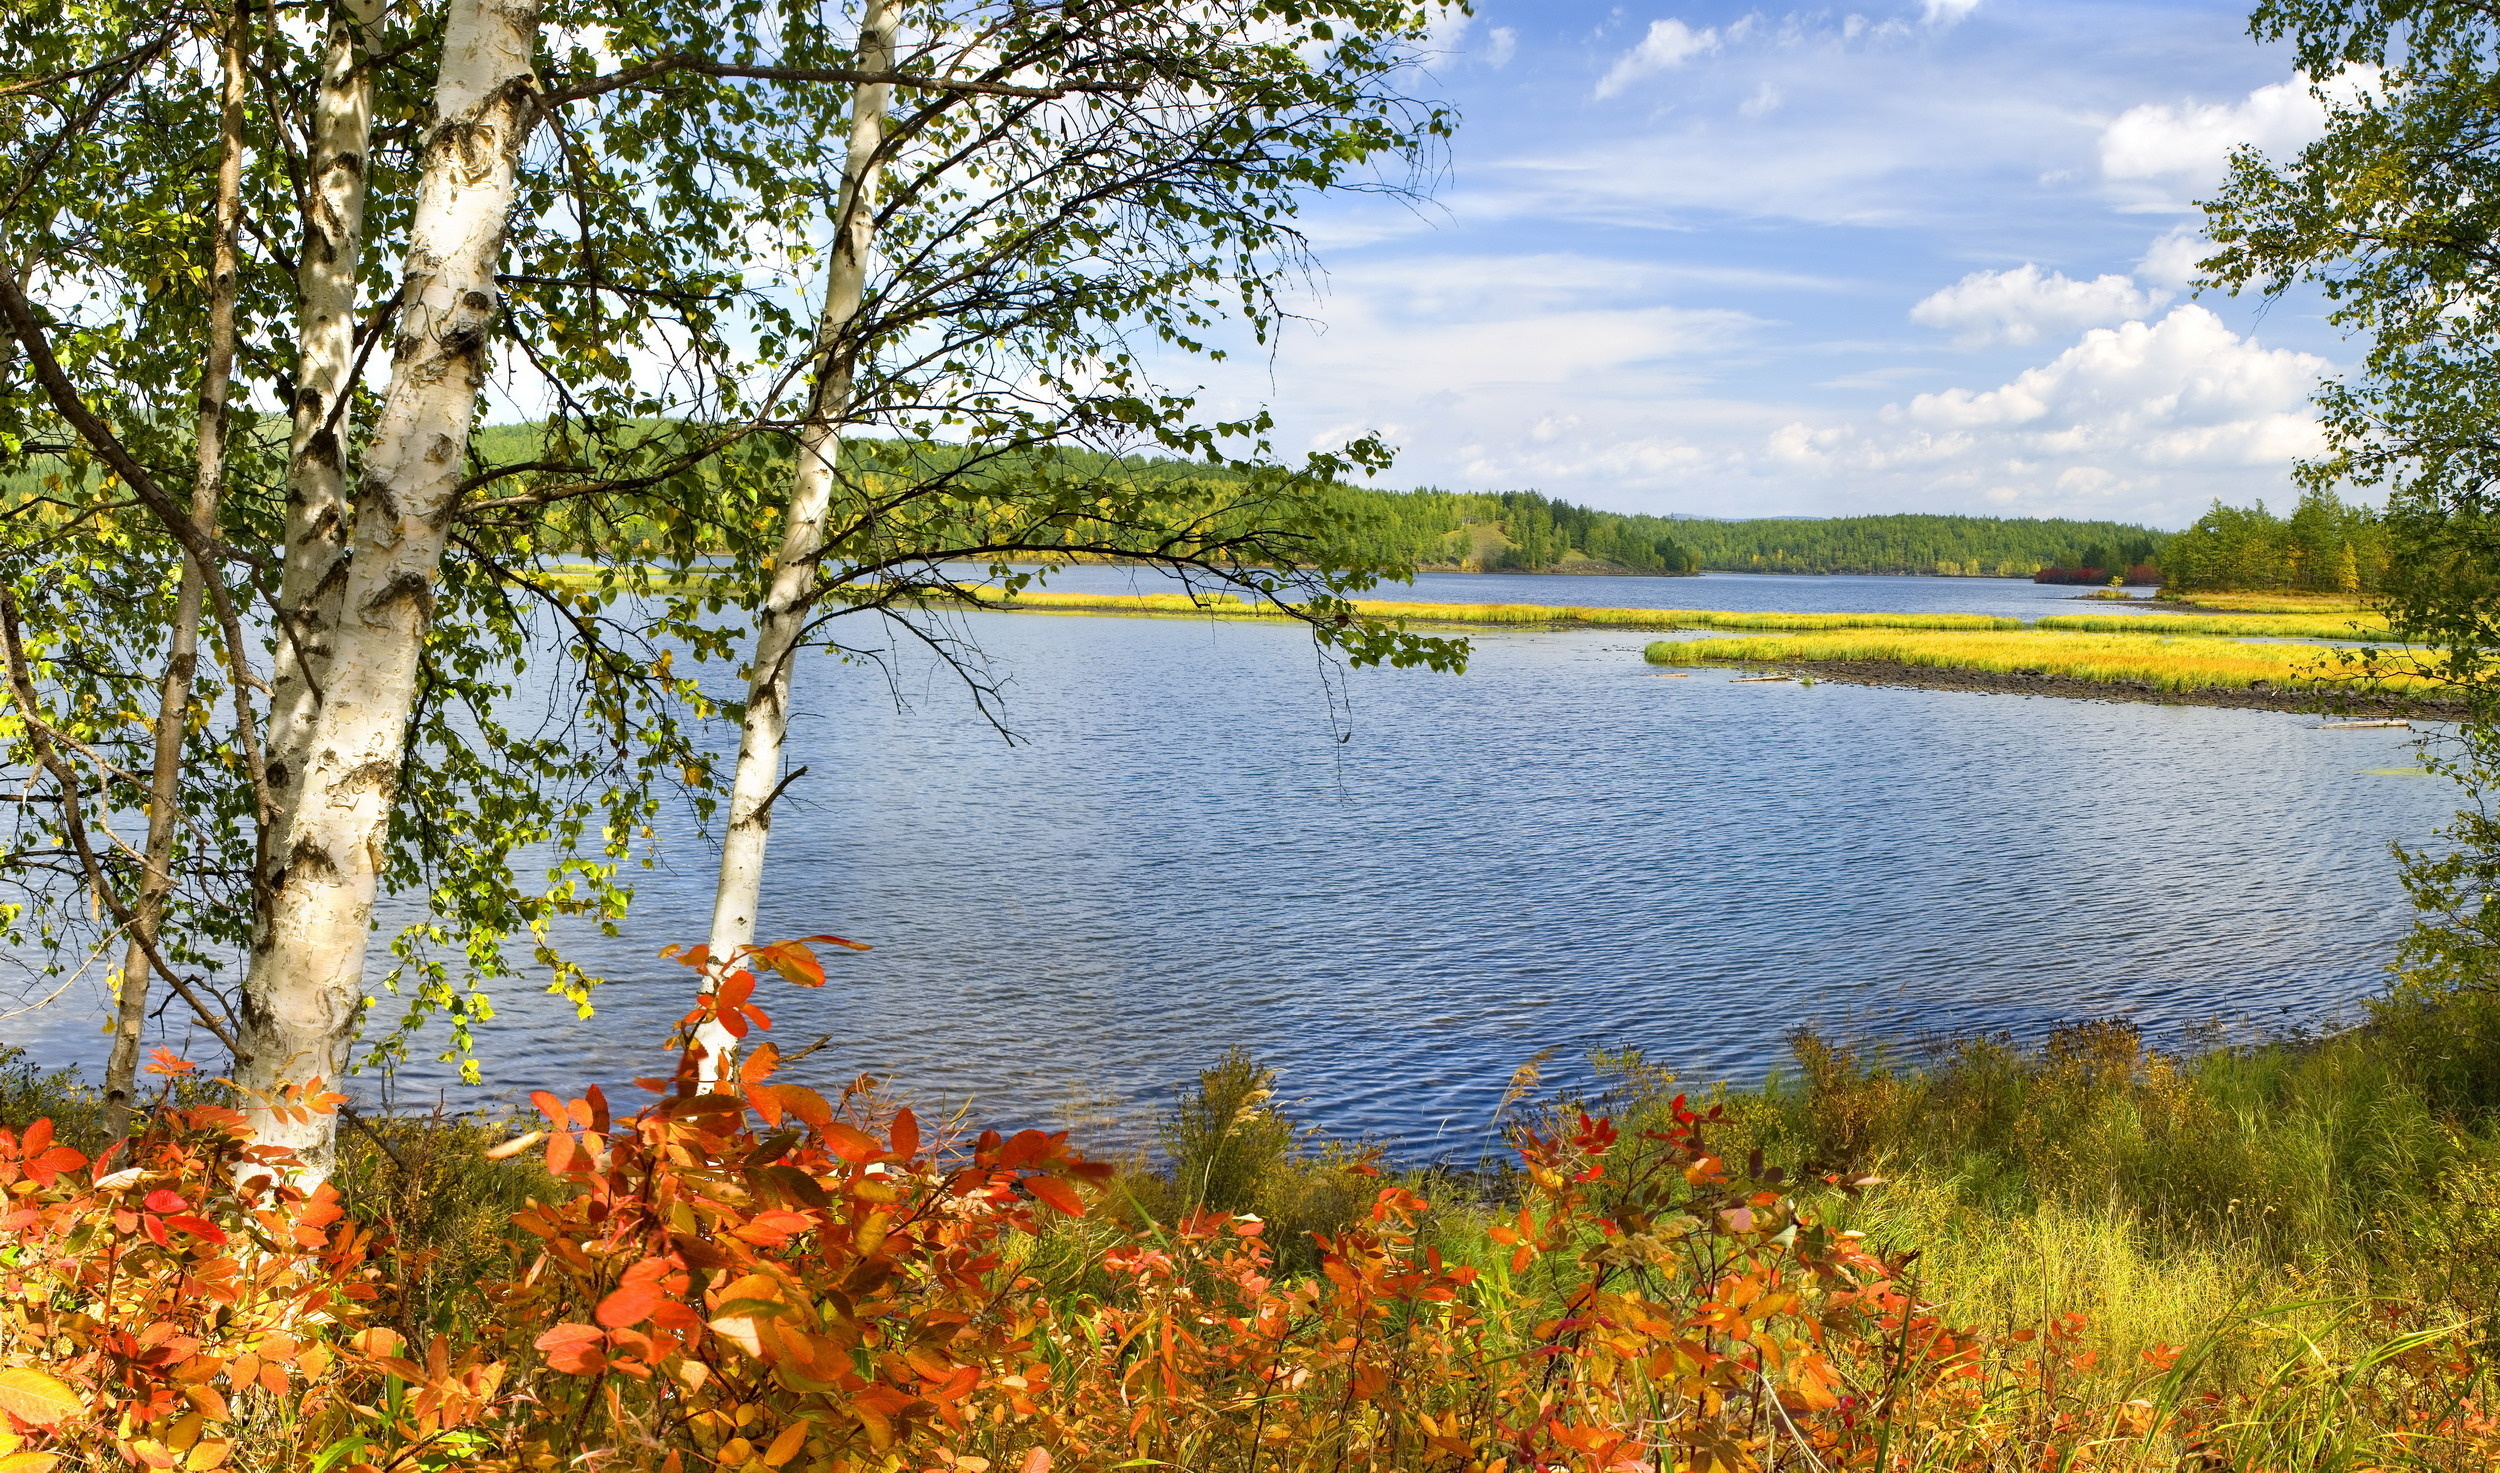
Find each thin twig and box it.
[0,590,237,1053]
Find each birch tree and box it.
[1,0,1469,1169]
[683,1,1469,1070]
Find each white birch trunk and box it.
[265,0,382,845]
[235,0,541,1174]
[103,0,250,1136]
[697,0,895,1075]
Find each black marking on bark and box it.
[335,757,400,802]
[363,570,434,622]
[286,836,340,880]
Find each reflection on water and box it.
[5,575,2458,1158]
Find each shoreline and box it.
[1734,657,2455,715]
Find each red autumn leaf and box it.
[752,941,826,987]
[718,971,755,1009]
[596,1281,666,1330]
[144,1048,196,1076]
[165,1215,228,1245]
[797,932,873,953]
[529,1090,567,1126]
[143,1189,189,1213]
[535,1323,610,1375]
[27,1144,86,1187]
[1024,1174,1086,1217]
[889,1108,920,1160]
[822,1122,880,1165]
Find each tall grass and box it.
[2039,611,2399,640]
[1643,628,2430,692]
[2159,590,2379,614]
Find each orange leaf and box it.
[534,1324,609,1376]
[1024,1174,1085,1216]
[597,1282,665,1330]
[822,1122,879,1164]
[762,1419,811,1468]
[889,1109,919,1160]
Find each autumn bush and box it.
[3,944,2499,1472]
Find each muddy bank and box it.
[1740,658,2458,716]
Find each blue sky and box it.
[1196,0,2347,530]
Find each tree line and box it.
[2159,488,2389,595]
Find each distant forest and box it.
[8,426,2181,583]
[2161,488,2387,594]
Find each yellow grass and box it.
[970,587,2021,631]
[2156,590,2377,614]
[2037,612,2397,640]
[1642,628,2434,693]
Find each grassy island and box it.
[1643,627,2437,707]
[963,587,2026,631]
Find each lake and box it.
[4,573,2457,1157]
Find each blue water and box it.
[2,574,2456,1156]
[1015,566,2114,620]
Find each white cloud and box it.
[1485,26,1517,67]
[1862,307,2331,503]
[1909,263,2167,347]
[1595,19,1721,100]
[2097,76,2353,211]
[2135,226,2210,291]
[1740,82,1782,118]
[1923,0,1982,26]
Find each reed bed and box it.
[972,586,2023,631]
[2039,611,2398,640]
[2158,590,2378,614]
[1642,628,2432,692]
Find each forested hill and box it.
[453,426,2169,579]
[1317,490,2170,579]
[1657,514,2171,579]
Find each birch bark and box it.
[265,0,382,848]
[234,0,541,1173]
[697,0,895,1074]
[101,0,249,1137]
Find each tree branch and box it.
[0,590,238,1054]
[541,53,1135,107]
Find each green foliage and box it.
[1155,1046,1296,1214]
[1662,512,2169,578]
[2161,487,2390,594]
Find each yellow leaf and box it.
[762,1419,811,1467]
[0,1452,61,1473]
[0,1369,82,1428]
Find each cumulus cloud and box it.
[1923,0,1982,26]
[1485,26,1517,67]
[2135,226,2210,291]
[1782,307,2331,510]
[2096,76,2361,210]
[1595,19,1720,100]
[1910,264,2167,347]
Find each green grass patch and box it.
[2039,611,2398,640]
[1643,628,2430,692]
